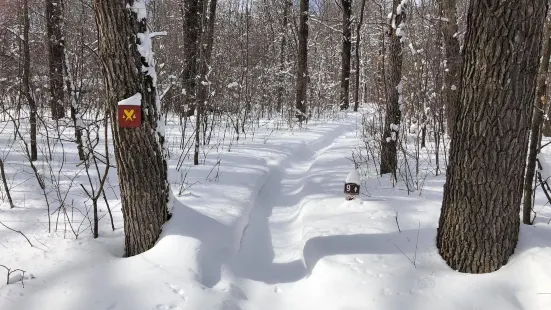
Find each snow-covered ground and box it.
[1,112,551,310]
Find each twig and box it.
[393,244,415,267]
[414,222,420,267]
[0,264,26,287]
[0,221,33,247]
[395,210,401,232]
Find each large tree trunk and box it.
[93,0,170,257]
[437,0,547,273]
[339,0,352,110]
[353,0,367,112]
[440,0,461,134]
[523,19,551,225]
[46,0,66,120]
[380,0,406,177]
[22,0,37,161]
[295,0,309,123]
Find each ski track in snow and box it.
[231,121,355,283]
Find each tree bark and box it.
[197,0,217,108]
[353,0,367,112]
[295,0,309,123]
[22,0,37,162]
[380,0,406,177]
[182,0,203,118]
[440,0,461,134]
[0,158,14,209]
[339,0,352,110]
[92,0,170,257]
[64,2,85,161]
[437,0,547,273]
[46,0,66,120]
[276,0,291,113]
[523,19,551,225]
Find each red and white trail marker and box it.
[118,93,142,128]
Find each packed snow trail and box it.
[229,119,357,283]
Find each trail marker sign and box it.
[118,93,142,128]
[344,183,360,200]
[345,170,361,200]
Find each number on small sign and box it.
[344,183,360,194]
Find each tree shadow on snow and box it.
[230,228,433,284]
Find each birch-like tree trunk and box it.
[46,0,66,120]
[276,0,291,113]
[353,0,367,112]
[440,0,461,134]
[22,0,37,161]
[339,0,352,110]
[380,0,406,177]
[295,0,309,122]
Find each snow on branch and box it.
[127,0,148,21]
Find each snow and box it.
[149,31,168,38]
[227,82,240,89]
[396,0,408,16]
[539,155,551,181]
[127,0,147,21]
[117,92,142,106]
[1,111,551,310]
[346,170,360,184]
[136,32,157,86]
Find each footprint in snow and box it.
[168,284,187,301]
[156,305,181,310]
[229,284,248,300]
[222,300,243,310]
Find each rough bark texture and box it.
[523,19,551,225]
[93,0,170,257]
[437,0,547,273]
[380,0,405,176]
[22,0,37,161]
[441,0,461,134]
[295,0,309,122]
[339,0,352,110]
[46,0,66,120]
[182,0,203,118]
[353,0,367,112]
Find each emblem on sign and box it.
[123,109,137,122]
[118,93,142,128]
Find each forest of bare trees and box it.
[1,0,551,275]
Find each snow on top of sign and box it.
[118,93,142,106]
[346,170,360,184]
